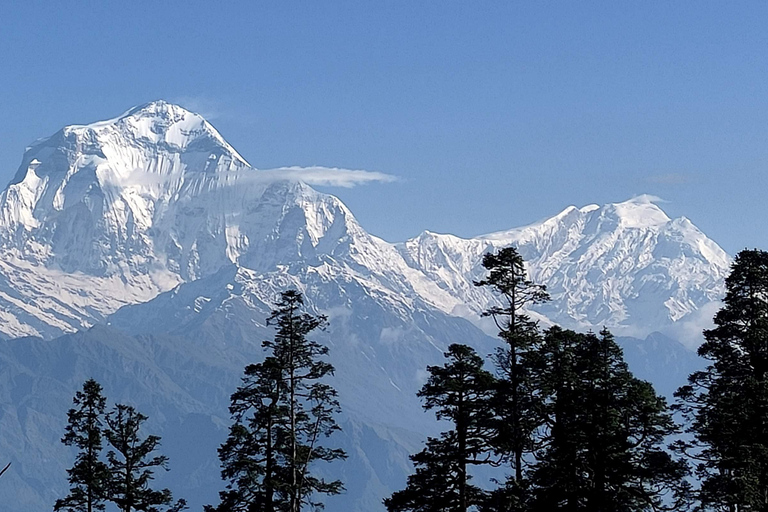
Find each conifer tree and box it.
[675,249,768,511]
[210,290,345,512]
[532,327,690,512]
[55,379,110,512]
[211,356,287,512]
[385,344,497,512]
[104,404,186,512]
[474,247,549,490]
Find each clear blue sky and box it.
[1,1,767,254]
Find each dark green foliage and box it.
[474,247,549,485]
[104,404,187,512]
[675,249,768,511]
[212,357,286,512]
[210,290,345,512]
[385,344,497,512]
[55,379,110,512]
[385,437,488,512]
[532,327,690,512]
[55,381,185,512]
[477,477,529,512]
[473,248,550,321]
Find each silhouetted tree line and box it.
[51,248,768,511]
[386,247,768,511]
[54,378,187,512]
[54,290,345,512]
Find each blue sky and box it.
[1,1,767,254]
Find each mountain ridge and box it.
[0,101,730,340]
[0,101,727,511]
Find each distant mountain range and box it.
[0,102,719,510]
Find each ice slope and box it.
[399,195,731,336]
[0,102,468,339]
[0,100,730,342]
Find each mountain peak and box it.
[124,99,194,117]
[399,195,730,336]
[54,100,250,167]
[605,195,671,228]
[0,102,732,347]
[0,101,261,282]
[71,100,198,129]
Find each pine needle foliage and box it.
[55,379,110,512]
[675,249,768,511]
[532,327,691,512]
[210,290,346,512]
[385,344,497,512]
[104,404,187,512]
[474,247,549,487]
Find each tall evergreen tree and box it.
[474,247,549,489]
[104,404,186,512]
[532,327,690,512]
[55,379,110,512]
[210,290,345,512]
[675,249,768,511]
[211,356,286,512]
[385,344,497,512]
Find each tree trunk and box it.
[512,346,523,484]
[289,303,298,512]
[458,384,467,512]
[510,273,523,485]
[265,407,275,512]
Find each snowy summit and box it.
[0,102,730,342]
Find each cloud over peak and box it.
[257,166,398,188]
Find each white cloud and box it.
[663,300,721,349]
[253,166,398,188]
[110,165,397,191]
[169,96,225,121]
[628,193,668,204]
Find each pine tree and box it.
[532,327,690,512]
[528,327,582,512]
[385,344,497,512]
[104,404,186,512]
[55,379,110,512]
[675,249,768,511]
[474,247,549,490]
[211,356,287,512]
[268,291,346,512]
[210,290,346,512]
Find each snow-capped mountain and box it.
[0,101,249,337]
[0,101,467,339]
[1,101,248,271]
[0,101,730,341]
[400,196,730,336]
[0,101,729,510]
